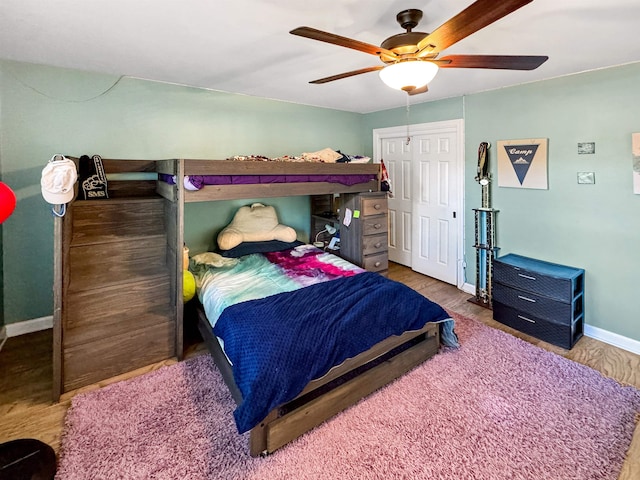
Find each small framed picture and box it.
[578,142,595,154]
[577,172,595,184]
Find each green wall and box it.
[361,96,463,144]
[1,58,639,344]
[463,64,640,341]
[363,62,640,342]
[184,197,312,255]
[0,60,364,325]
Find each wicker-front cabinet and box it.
[492,254,585,349]
[339,192,388,275]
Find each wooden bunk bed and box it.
[54,157,453,456]
[160,159,453,457]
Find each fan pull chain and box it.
[405,95,411,145]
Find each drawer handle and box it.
[373,223,382,229]
[374,261,381,267]
[518,273,536,281]
[518,315,536,324]
[374,242,382,248]
[518,295,537,303]
[374,204,381,210]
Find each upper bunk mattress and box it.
[160,173,377,190]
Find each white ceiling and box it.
[1,0,639,114]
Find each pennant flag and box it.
[503,144,539,185]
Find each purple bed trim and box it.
[159,173,376,190]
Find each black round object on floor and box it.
[0,438,56,480]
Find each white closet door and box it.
[411,131,459,284]
[382,137,412,266]
[374,119,463,287]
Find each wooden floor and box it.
[1,262,638,478]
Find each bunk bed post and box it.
[52,168,78,401]
[51,211,64,400]
[156,158,184,360]
[176,159,185,359]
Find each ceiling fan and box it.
[290,0,548,96]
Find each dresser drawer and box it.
[339,192,388,273]
[493,260,581,303]
[493,282,582,325]
[360,196,387,216]
[493,301,583,350]
[362,215,388,235]
[362,253,388,272]
[362,233,388,256]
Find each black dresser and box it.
[492,254,585,349]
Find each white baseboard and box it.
[461,282,475,295]
[584,324,640,356]
[0,326,6,352]
[462,283,639,355]
[5,315,53,337]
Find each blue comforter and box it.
[213,271,455,433]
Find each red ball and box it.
[0,181,17,223]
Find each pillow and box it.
[301,148,342,163]
[220,240,303,258]
[191,252,239,268]
[217,203,297,251]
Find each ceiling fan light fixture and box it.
[379,60,438,91]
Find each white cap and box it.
[41,155,78,204]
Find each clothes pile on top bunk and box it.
[159,148,378,191]
[228,147,371,164]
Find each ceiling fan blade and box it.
[436,54,548,70]
[291,26,398,59]
[407,85,429,96]
[309,66,385,84]
[416,0,534,56]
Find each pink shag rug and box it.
[55,314,640,480]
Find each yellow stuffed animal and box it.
[183,270,196,303]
